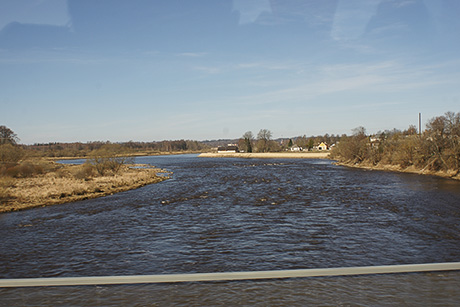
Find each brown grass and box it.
[335,161,460,181]
[0,163,170,213]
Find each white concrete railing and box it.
[1,262,459,288]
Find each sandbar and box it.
[199,152,330,159]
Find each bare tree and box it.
[256,129,272,152]
[331,126,368,162]
[0,126,23,169]
[425,111,460,171]
[0,126,19,145]
[89,144,134,176]
[404,125,418,135]
[352,126,366,138]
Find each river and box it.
[1,154,460,305]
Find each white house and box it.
[317,142,329,151]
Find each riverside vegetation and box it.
[1,111,459,212]
[0,140,170,213]
[330,111,460,180]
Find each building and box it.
[317,142,329,151]
[369,136,382,148]
[217,144,239,153]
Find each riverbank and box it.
[335,161,460,180]
[199,152,330,159]
[0,163,170,213]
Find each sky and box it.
[1,0,460,144]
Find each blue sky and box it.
[1,0,460,144]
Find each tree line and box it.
[0,128,208,180]
[25,139,209,158]
[331,111,460,176]
[237,129,341,153]
[4,110,458,177]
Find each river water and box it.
[1,154,460,305]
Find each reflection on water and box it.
[1,154,460,304]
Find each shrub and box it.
[73,163,95,180]
[18,163,33,177]
[55,167,71,178]
[0,177,14,203]
[0,144,24,164]
[89,144,133,176]
[331,133,368,163]
[2,160,54,178]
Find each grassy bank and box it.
[331,112,460,181]
[335,161,460,180]
[199,152,330,159]
[0,162,170,213]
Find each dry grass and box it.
[0,163,170,213]
[335,161,460,181]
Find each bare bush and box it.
[89,144,134,176]
[2,162,47,178]
[0,177,14,203]
[73,163,95,180]
[331,128,368,163]
[0,144,24,164]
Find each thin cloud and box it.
[233,0,272,25]
[176,52,208,57]
[193,66,221,74]
[142,50,160,56]
[331,0,381,41]
[192,60,295,75]
[230,59,459,106]
[395,0,417,8]
[0,0,70,30]
[237,62,292,70]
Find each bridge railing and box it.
[1,262,460,288]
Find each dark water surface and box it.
[1,154,460,305]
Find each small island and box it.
[0,159,170,213]
[0,136,172,213]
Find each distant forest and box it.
[21,133,341,158]
[25,140,209,157]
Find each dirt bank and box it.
[335,161,460,181]
[0,164,171,213]
[199,152,330,159]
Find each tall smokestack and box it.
[419,113,422,136]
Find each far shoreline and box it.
[49,151,202,161]
[199,152,330,159]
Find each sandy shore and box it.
[199,152,330,159]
